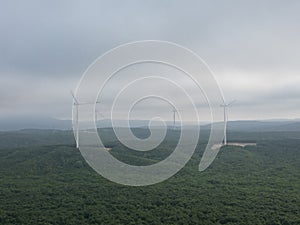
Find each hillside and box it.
[0,129,299,224]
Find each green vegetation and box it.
[0,129,299,224]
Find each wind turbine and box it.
[220,100,236,145]
[171,108,180,130]
[71,91,101,149]
[71,91,80,148]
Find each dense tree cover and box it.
[0,129,299,224]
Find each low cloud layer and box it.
[1,0,299,121]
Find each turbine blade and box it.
[227,100,236,106]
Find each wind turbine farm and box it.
[1,1,300,224]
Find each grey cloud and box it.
[0,0,300,120]
[1,1,299,75]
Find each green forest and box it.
[0,129,299,225]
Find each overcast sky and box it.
[1,0,300,121]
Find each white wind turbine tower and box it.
[71,91,101,149]
[220,100,236,145]
[71,91,80,148]
[171,108,180,130]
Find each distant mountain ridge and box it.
[1,116,300,132]
[0,116,72,131]
[201,120,300,132]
